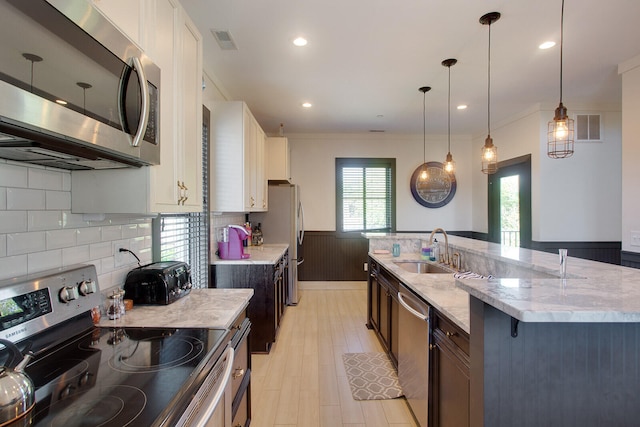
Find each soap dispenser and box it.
[431,239,439,262]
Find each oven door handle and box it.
[191,346,234,427]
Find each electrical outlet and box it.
[364,262,368,272]
[631,232,640,247]
[113,241,128,267]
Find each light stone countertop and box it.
[367,233,640,324]
[211,243,288,265]
[98,288,253,329]
[369,251,470,333]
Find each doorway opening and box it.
[488,155,531,248]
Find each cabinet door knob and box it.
[446,331,457,338]
[233,368,245,379]
[429,344,436,351]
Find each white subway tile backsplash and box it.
[76,227,101,245]
[45,191,71,210]
[1,165,157,283]
[27,249,62,274]
[101,256,115,273]
[46,229,77,250]
[62,245,90,266]
[122,224,138,238]
[28,211,62,231]
[0,211,27,233]
[7,188,45,210]
[7,232,46,255]
[90,242,112,260]
[61,172,71,191]
[28,168,63,191]
[129,236,146,253]
[0,255,27,280]
[62,212,90,229]
[101,225,122,242]
[0,163,28,188]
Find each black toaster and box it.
[123,261,192,305]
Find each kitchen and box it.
[1,0,640,426]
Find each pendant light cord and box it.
[423,90,426,164]
[487,21,492,136]
[448,64,451,153]
[559,0,565,104]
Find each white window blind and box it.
[337,158,395,233]
[153,106,210,289]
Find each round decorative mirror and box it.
[410,161,456,208]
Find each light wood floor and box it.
[250,287,419,427]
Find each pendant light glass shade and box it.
[418,86,431,182]
[442,58,457,175]
[481,136,498,174]
[480,12,500,175]
[547,0,574,159]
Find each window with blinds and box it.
[152,106,211,288]
[336,158,396,233]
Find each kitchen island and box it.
[366,233,640,427]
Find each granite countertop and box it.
[367,233,640,324]
[369,252,470,334]
[211,243,288,265]
[98,288,253,329]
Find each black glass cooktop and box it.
[19,324,230,427]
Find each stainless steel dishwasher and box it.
[398,288,430,427]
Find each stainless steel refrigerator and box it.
[251,184,304,305]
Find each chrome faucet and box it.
[428,228,450,265]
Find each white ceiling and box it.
[181,0,640,137]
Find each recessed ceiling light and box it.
[539,41,556,50]
[55,99,67,105]
[293,37,308,47]
[457,104,467,110]
[302,102,312,108]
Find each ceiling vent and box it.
[211,29,238,50]
[576,114,601,141]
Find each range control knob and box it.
[59,286,79,303]
[78,279,96,296]
[78,372,93,387]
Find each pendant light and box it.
[77,82,92,114]
[22,53,42,93]
[547,0,574,158]
[418,86,431,182]
[442,59,457,175]
[480,12,500,175]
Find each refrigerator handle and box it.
[298,202,305,245]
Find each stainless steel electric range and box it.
[0,264,232,427]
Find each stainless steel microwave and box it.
[0,0,160,169]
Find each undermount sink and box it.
[393,261,452,274]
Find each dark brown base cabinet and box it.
[211,251,288,354]
[367,258,399,367]
[432,311,470,427]
[367,256,470,427]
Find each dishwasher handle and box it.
[398,292,429,321]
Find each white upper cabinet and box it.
[71,0,203,214]
[212,101,268,213]
[90,0,145,47]
[266,137,290,182]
